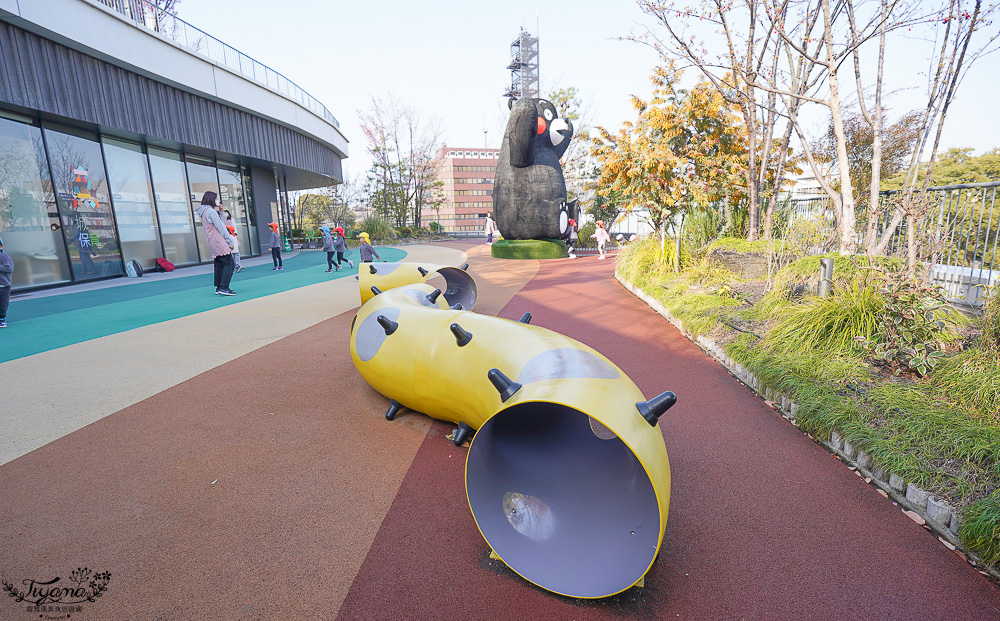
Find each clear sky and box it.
[176,0,998,181]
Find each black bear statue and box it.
[493,98,574,240]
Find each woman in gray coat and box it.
[195,191,237,295]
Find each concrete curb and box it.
[614,272,1000,583]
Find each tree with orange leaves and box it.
[592,63,745,269]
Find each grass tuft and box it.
[763,283,882,355]
[960,491,1000,566]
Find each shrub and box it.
[684,208,723,252]
[394,226,413,239]
[856,269,958,376]
[359,216,395,242]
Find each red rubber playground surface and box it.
[1,240,998,620]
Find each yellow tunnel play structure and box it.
[348,263,675,599]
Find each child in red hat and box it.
[268,222,283,270]
[562,218,578,259]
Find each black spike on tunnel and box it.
[435,267,477,311]
[465,402,660,599]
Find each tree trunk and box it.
[763,119,796,241]
[674,213,685,273]
[743,101,760,241]
[823,0,857,255]
[863,0,887,255]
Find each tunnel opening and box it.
[466,401,660,598]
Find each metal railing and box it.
[779,181,1000,306]
[94,0,340,129]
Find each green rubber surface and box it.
[0,249,407,363]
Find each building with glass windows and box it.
[426,146,498,235]
[0,0,347,291]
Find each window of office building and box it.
[44,124,123,280]
[0,114,71,289]
[104,138,162,270]
[186,156,221,263]
[217,163,250,256]
[148,149,199,266]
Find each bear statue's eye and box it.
[543,109,554,121]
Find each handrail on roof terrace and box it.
[94,0,340,130]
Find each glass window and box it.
[44,124,122,280]
[241,166,259,255]
[104,138,162,270]
[0,116,71,289]
[217,163,250,256]
[149,149,199,266]
[186,157,221,263]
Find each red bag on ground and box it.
[155,257,175,272]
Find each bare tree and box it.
[868,0,1000,275]
[358,95,444,228]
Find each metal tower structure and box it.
[504,29,539,103]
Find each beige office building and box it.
[426,146,499,234]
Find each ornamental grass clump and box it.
[980,287,1000,352]
[763,282,883,356]
[616,236,675,286]
[359,215,395,242]
[934,350,1000,423]
[960,491,1000,567]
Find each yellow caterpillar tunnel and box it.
[349,264,675,599]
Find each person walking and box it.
[485,214,498,245]
[268,222,283,270]
[0,235,13,327]
[225,211,243,273]
[358,232,382,263]
[562,218,578,259]
[592,220,611,260]
[320,226,337,272]
[333,226,353,270]
[195,191,237,295]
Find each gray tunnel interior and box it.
[465,402,661,598]
[431,267,477,311]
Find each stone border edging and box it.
[614,272,1000,583]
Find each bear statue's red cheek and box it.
[537,117,546,135]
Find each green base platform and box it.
[491,238,568,260]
